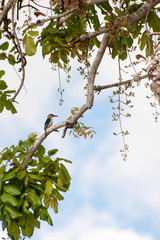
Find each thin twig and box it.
[31,0,53,10]
[118,56,127,159]
[94,74,148,93]
[10,0,26,102]
[146,32,160,36]
[145,6,151,56]
[23,8,77,32]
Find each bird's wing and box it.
[44,118,51,130]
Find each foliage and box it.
[0,78,17,114]
[1,0,160,238]
[0,133,71,240]
[68,107,96,138]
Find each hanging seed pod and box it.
[148,57,160,104]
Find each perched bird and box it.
[44,114,58,136]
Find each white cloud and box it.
[40,206,154,240]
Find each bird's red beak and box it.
[52,114,58,117]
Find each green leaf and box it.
[28,133,38,141]
[5,90,16,94]
[56,157,72,163]
[58,163,71,189]
[17,170,26,180]
[5,99,12,110]
[2,218,7,230]
[111,44,118,59]
[52,188,64,200]
[50,51,59,63]
[52,180,67,192]
[9,46,16,53]
[0,80,7,90]
[28,30,39,37]
[27,191,41,210]
[0,52,6,60]
[61,51,68,63]
[2,172,16,181]
[4,184,21,196]
[8,54,15,65]
[40,156,51,163]
[9,222,20,240]
[96,2,112,11]
[22,199,30,214]
[0,165,6,179]
[48,149,58,156]
[119,52,127,60]
[28,173,41,180]
[0,70,5,79]
[30,183,43,192]
[38,206,53,226]
[66,35,73,42]
[10,103,17,114]
[44,180,53,195]
[140,31,147,51]
[38,144,45,155]
[0,96,5,113]
[1,193,19,207]
[43,195,51,208]
[1,42,9,51]
[126,36,133,48]
[24,36,37,56]
[5,204,22,219]
[51,197,58,213]
[148,11,160,32]
[21,213,40,237]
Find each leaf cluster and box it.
[0,133,71,240]
[0,71,17,114]
[0,31,16,66]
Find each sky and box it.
[1,3,160,240]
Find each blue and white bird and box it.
[44,114,58,136]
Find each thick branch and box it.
[21,121,67,168]
[87,33,109,107]
[115,0,160,28]
[22,33,109,166]
[62,33,109,137]
[86,0,108,4]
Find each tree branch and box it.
[21,121,67,168]
[8,0,160,167]
[10,0,26,102]
[117,0,160,28]
[62,33,109,137]
[0,0,15,25]
[86,0,108,5]
[94,74,148,93]
[71,28,109,45]
[23,8,77,32]
[22,33,109,167]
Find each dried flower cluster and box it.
[49,0,80,10]
[148,57,160,104]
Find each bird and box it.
[44,114,58,136]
